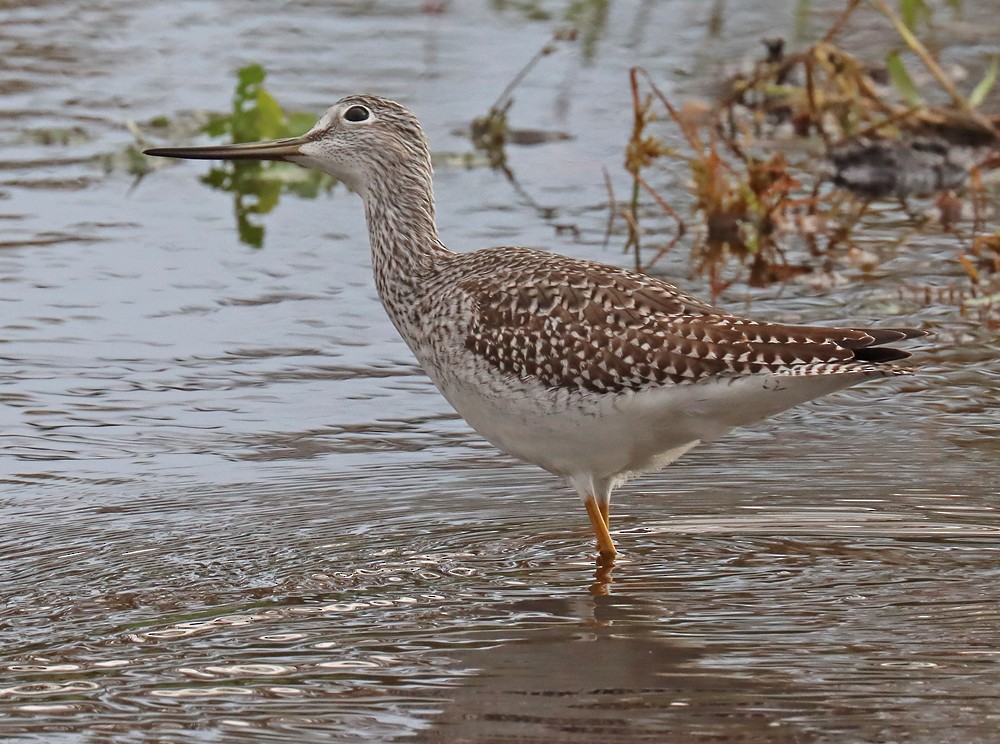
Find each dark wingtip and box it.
[852,345,913,363]
[843,326,927,363]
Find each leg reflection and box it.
[589,558,615,596]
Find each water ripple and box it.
[1,0,999,741]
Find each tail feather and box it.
[841,327,928,362]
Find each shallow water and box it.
[2,1,999,741]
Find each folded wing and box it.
[459,248,925,394]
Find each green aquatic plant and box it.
[139,64,334,247]
[197,64,334,247]
[202,63,317,144]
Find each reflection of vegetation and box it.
[470,29,576,173]
[199,64,333,247]
[564,0,609,62]
[26,126,89,146]
[961,234,1000,318]
[468,29,576,218]
[469,1,608,217]
[489,0,552,21]
[615,0,1000,325]
[470,98,513,173]
[489,0,609,61]
[124,113,214,179]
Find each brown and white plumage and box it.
[146,95,926,564]
[457,247,920,390]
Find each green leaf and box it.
[254,88,285,139]
[887,50,925,106]
[968,57,999,110]
[249,179,282,214]
[201,168,229,190]
[238,63,265,88]
[237,214,264,248]
[234,64,264,116]
[201,114,230,137]
[285,112,318,137]
[285,172,327,199]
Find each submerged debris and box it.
[829,138,969,200]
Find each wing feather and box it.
[456,248,923,393]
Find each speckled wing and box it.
[459,248,923,394]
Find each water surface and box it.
[1,1,999,741]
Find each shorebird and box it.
[145,95,925,564]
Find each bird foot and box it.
[596,548,617,567]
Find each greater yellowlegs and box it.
[145,95,925,564]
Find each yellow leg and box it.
[596,499,611,558]
[585,498,617,563]
[598,500,610,528]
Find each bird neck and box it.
[363,161,451,304]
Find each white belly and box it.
[434,371,867,483]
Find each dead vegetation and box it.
[613,0,999,327]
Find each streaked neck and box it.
[362,159,452,305]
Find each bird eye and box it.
[344,105,371,122]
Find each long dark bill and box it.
[143,135,310,161]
